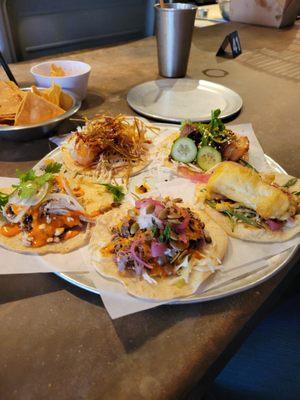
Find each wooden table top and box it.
[0,21,299,400]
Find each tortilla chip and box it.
[89,204,228,301]
[0,81,24,116]
[14,92,65,126]
[59,91,73,110]
[50,64,66,77]
[43,83,62,106]
[31,84,71,111]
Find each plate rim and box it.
[127,78,243,123]
[50,147,298,303]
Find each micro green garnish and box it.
[13,164,60,199]
[222,210,236,231]
[159,224,171,242]
[151,226,158,237]
[292,191,300,196]
[180,119,193,128]
[222,209,262,228]
[186,109,230,148]
[45,161,62,173]
[209,109,225,132]
[238,159,258,173]
[100,183,125,204]
[283,178,298,188]
[0,192,9,208]
[206,200,217,208]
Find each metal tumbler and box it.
[155,3,197,78]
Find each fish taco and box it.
[197,161,300,242]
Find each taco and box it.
[158,109,250,181]
[197,161,300,242]
[0,162,95,254]
[62,115,152,181]
[61,173,124,216]
[89,197,228,300]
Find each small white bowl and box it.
[31,60,91,100]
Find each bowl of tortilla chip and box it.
[31,60,91,100]
[0,81,81,141]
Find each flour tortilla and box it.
[61,139,150,179]
[89,203,228,301]
[63,174,115,215]
[196,173,300,243]
[0,187,90,254]
[0,227,90,255]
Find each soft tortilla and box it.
[89,203,228,301]
[61,140,150,179]
[63,173,115,215]
[0,227,90,255]
[197,173,300,243]
[157,131,180,170]
[0,187,90,254]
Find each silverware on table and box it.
[0,50,18,85]
[155,3,197,78]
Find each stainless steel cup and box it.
[155,3,197,78]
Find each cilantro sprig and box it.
[0,192,9,208]
[159,224,171,242]
[13,162,62,199]
[45,161,62,174]
[100,183,125,204]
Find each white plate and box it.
[127,79,243,123]
[40,145,297,304]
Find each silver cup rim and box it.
[154,4,198,12]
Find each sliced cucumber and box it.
[197,146,222,171]
[171,137,197,163]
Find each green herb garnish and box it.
[238,159,258,173]
[100,183,125,204]
[206,200,261,229]
[16,168,36,182]
[151,226,158,237]
[282,178,298,188]
[45,161,62,174]
[209,109,225,132]
[0,192,9,208]
[222,209,261,228]
[206,200,217,208]
[13,166,58,199]
[292,191,300,196]
[159,224,171,242]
